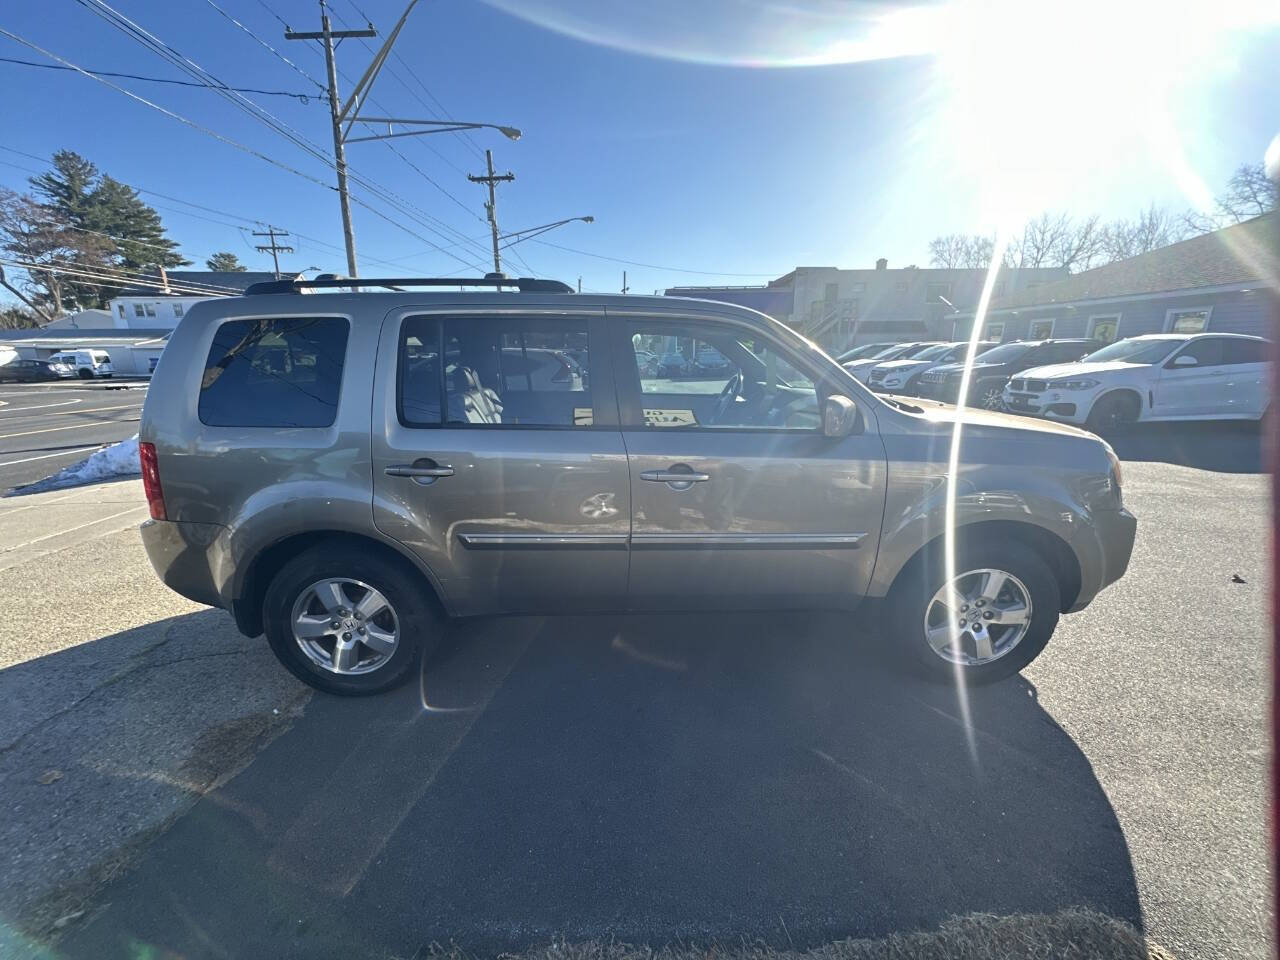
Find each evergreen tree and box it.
[206,251,247,272]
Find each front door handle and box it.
[640,470,710,483]
[385,461,455,485]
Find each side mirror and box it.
[1173,354,1198,367]
[823,395,858,437]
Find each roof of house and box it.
[113,271,297,298]
[0,328,171,347]
[985,212,1279,312]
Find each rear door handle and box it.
[640,468,710,492]
[385,463,455,484]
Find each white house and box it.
[107,271,292,330]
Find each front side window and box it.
[626,322,820,431]
[199,316,349,427]
[1221,338,1269,365]
[398,316,592,428]
[1168,309,1209,334]
[1169,337,1225,367]
[1084,338,1180,364]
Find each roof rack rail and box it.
[243,275,575,295]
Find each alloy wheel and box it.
[923,567,1033,666]
[291,578,400,675]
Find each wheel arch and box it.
[1089,387,1144,419]
[886,519,1082,614]
[232,530,450,638]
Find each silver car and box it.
[138,278,1136,695]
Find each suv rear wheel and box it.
[263,545,438,695]
[889,541,1061,683]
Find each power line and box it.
[0,55,316,100]
[0,258,243,297]
[530,239,782,277]
[27,8,488,272]
[199,0,327,93]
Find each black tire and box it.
[888,540,1061,684]
[973,379,1006,411]
[262,544,439,695]
[1087,391,1140,433]
[77,368,93,380]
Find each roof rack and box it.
[243,275,575,295]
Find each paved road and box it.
[0,381,146,491]
[0,426,1268,960]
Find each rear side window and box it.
[398,315,592,428]
[199,316,349,427]
[1221,338,1269,364]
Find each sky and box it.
[1,0,1277,298]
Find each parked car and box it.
[658,351,689,377]
[1003,333,1272,429]
[866,341,998,395]
[634,350,660,377]
[139,278,1135,695]
[843,342,942,382]
[694,345,731,372]
[0,358,65,383]
[46,349,114,379]
[836,342,896,363]
[917,339,1094,409]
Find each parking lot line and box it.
[0,504,147,553]
[0,445,100,468]
[0,399,83,416]
[0,405,141,440]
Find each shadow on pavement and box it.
[1102,420,1262,473]
[58,611,1143,960]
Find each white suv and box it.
[1003,333,1271,430]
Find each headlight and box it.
[1048,378,1100,390]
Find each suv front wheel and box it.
[889,541,1061,683]
[263,545,437,695]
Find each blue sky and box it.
[1,0,1277,296]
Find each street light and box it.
[346,118,522,144]
[498,216,594,250]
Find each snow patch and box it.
[7,435,141,496]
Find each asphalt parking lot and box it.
[0,380,146,491]
[0,422,1269,960]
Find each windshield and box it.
[965,342,1028,364]
[912,343,953,361]
[1083,338,1181,364]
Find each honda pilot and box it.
[138,277,1136,695]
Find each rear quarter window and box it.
[199,316,349,427]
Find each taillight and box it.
[138,441,166,520]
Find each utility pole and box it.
[253,226,295,279]
[468,149,515,276]
[286,2,374,277]
[621,271,629,294]
[577,276,582,293]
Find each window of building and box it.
[199,317,349,427]
[984,321,1006,340]
[173,303,184,318]
[1166,308,1211,333]
[398,316,592,428]
[144,303,156,317]
[117,304,126,319]
[895,281,908,292]
[823,282,839,302]
[1027,318,1055,340]
[134,303,145,318]
[624,321,820,431]
[849,282,865,294]
[1088,315,1120,343]
[926,282,952,304]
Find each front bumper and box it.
[1067,506,1138,612]
[1002,388,1093,423]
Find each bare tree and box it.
[1181,163,1278,233]
[1001,212,1105,273]
[1101,205,1188,262]
[928,233,995,269]
[0,188,112,320]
